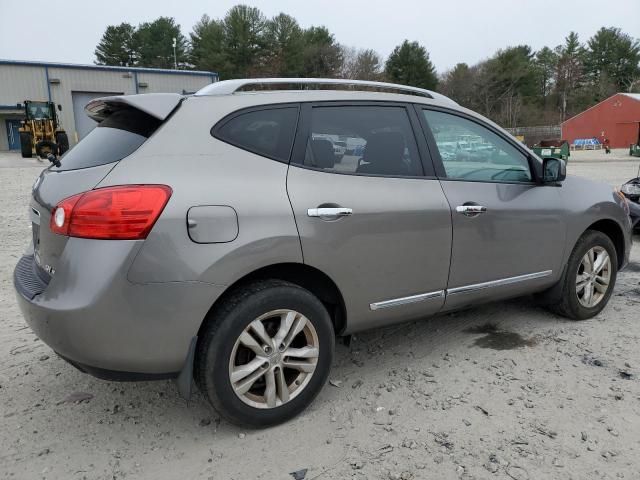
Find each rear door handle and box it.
[307,207,353,219]
[455,205,487,216]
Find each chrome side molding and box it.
[447,270,553,296]
[369,270,552,311]
[370,290,445,311]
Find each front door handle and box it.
[307,207,353,219]
[455,205,487,217]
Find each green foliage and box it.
[221,5,267,78]
[134,17,188,69]
[190,15,225,73]
[490,46,538,97]
[94,23,137,66]
[440,27,640,126]
[301,26,343,78]
[263,13,304,77]
[534,47,558,98]
[584,27,640,92]
[439,63,475,106]
[93,7,640,127]
[385,40,438,90]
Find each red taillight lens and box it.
[50,185,172,240]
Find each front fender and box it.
[558,176,632,269]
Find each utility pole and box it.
[172,37,177,69]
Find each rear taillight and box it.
[50,185,172,240]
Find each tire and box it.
[195,279,335,427]
[19,132,32,158]
[55,132,69,155]
[550,230,618,320]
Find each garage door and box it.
[72,91,122,141]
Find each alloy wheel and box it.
[228,309,319,409]
[575,246,611,308]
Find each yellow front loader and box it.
[18,100,69,159]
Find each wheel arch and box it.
[198,262,347,339]
[585,219,626,268]
[535,218,625,306]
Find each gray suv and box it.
[14,78,632,427]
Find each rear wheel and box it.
[19,132,32,158]
[196,280,334,427]
[55,131,69,155]
[550,230,617,320]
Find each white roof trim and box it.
[195,78,457,105]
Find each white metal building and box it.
[0,60,218,151]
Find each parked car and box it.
[14,78,632,428]
[332,139,347,160]
[620,168,640,229]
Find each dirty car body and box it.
[14,79,632,427]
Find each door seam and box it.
[436,179,455,303]
[285,162,305,264]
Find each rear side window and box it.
[54,108,161,171]
[296,106,423,177]
[213,107,298,163]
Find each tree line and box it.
[94,5,639,127]
[439,29,640,127]
[94,6,437,87]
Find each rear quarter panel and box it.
[97,95,303,286]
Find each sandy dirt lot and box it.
[1,150,639,480]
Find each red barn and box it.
[561,93,640,148]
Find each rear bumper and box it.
[14,239,225,376]
[57,353,178,381]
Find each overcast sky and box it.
[1,0,638,73]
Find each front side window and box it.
[214,107,298,163]
[422,110,532,183]
[299,106,423,177]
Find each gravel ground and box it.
[1,151,639,480]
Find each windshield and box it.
[26,102,52,120]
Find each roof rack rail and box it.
[194,78,456,104]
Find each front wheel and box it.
[550,230,617,320]
[195,280,334,427]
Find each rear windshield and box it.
[53,108,161,171]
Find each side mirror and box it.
[57,104,62,111]
[543,157,566,183]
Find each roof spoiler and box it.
[85,93,184,122]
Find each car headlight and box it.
[614,189,631,215]
[621,183,640,195]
